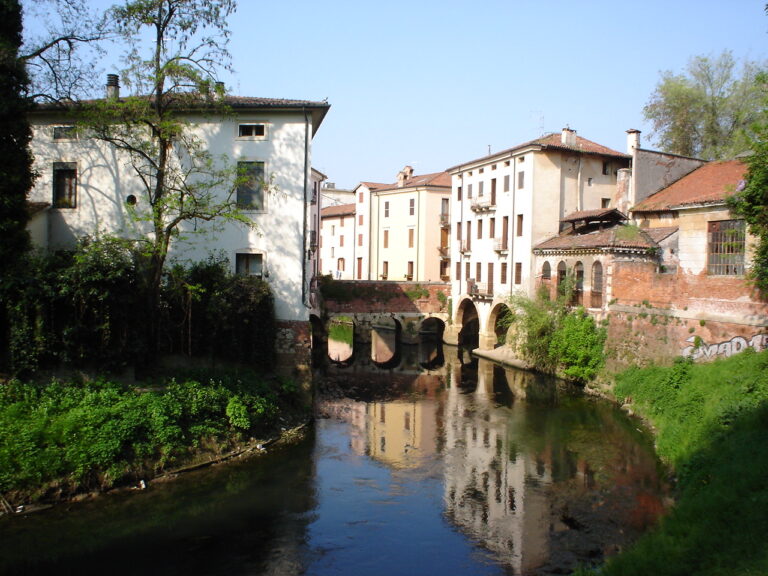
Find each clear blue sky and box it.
[24,0,768,189]
[222,0,768,189]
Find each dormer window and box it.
[238,123,266,139]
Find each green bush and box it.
[548,308,606,383]
[0,373,292,500]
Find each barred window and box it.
[708,220,745,276]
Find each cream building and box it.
[27,78,330,335]
[319,203,356,279]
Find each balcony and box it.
[493,238,508,253]
[470,197,495,212]
[309,230,318,250]
[437,245,450,259]
[467,279,493,300]
[460,241,471,255]
[439,213,450,227]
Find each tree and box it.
[643,51,765,160]
[20,0,110,101]
[727,72,768,296]
[77,0,253,362]
[0,0,35,368]
[0,0,34,274]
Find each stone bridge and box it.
[311,280,451,344]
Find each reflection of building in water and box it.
[366,397,439,468]
[443,359,550,574]
[371,328,397,364]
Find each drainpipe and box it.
[510,156,516,292]
[416,188,421,280]
[302,108,310,308]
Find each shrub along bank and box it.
[584,350,768,576]
[0,371,304,504]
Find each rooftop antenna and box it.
[530,110,545,136]
[487,144,491,156]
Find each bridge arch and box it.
[488,301,513,348]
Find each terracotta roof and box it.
[358,181,390,191]
[447,132,629,171]
[632,159,747,212]
[534,224,658,252]
[321,203,356,218]
[561,208,627,223]
[374,171,451,192]
[643,226,678,243]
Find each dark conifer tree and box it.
[0,0,33,274]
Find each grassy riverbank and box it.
[0,370,306,506]
[589,349,768,576]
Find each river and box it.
[0,344,667,575]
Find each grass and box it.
[584,350,768,575]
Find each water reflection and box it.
[316,349,667,574]
[0,348,666,576]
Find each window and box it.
[236,253,263,277]
[382,261,389,278]
[478,181,484,197]
[514,262,522,285]
[479,168,484,174]
[504,175,510,192]
[358,233,363,247]
[542,261,551,280]
[477,219,483,239]
[337,258,345,272]
[456,222,462,240]
[53,162,77,208]
[384,201,390,217]
[516,214,523,236]
[407,261,414,279]
[359,191,364,203]
[238,123,266,138]
[409,198,415,215]
[557,261,567,295]
[236,161,265,210]
[492,164,497,170]
[465,262,470,279]
[466,221,471,249]
[339,235,344,247]
[476,263,482,282]
[383,229,389,248]
[601,198,611,209]
[591,261,603,308]
[53,126,76,140]
[467,183,473,199]
[708,220,746,275]
[408,228,414,248]
[587,177,593,186]
[456,262,461,280]
[331,225,335,236]
[457,185,462,201]
[358,214,363,225]
[517,171,525,189]
[602,160,610,176]
[340,216,344,227]
[501,262,508,284]
[489,218,496,238]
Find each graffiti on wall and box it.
[682,333,768,361]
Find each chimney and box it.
[214,81,225,100]
[106,74,120,99]
[397,165,414,187]
[561,127,576,147]
[626,129,641,154]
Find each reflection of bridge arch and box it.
[457,299,479,350]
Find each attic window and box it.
[238,123,266,138]
[602,161,610,175]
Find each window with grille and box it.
[708,220,745,276]
[53,162,77,208]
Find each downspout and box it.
[416,188,421,280]
[576,154,583,211]
[510,156,516,292]
[459,172,465,296]
[302,107,310,308]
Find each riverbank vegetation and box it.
[0,370,304,505]
[587,350,768,575]
[502,282,607,384]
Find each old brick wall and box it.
[607,260,767,368]
[322,281,450,315]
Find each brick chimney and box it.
[106,74,120,99]
[397,165,414,187]
[561,127,576,147]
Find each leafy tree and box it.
[77,0,255,361]
[727,72,768,295]
[643,51,765,159]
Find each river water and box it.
[0,344,667,576]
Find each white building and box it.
[319,203,356,280]
[27,78,330,365]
